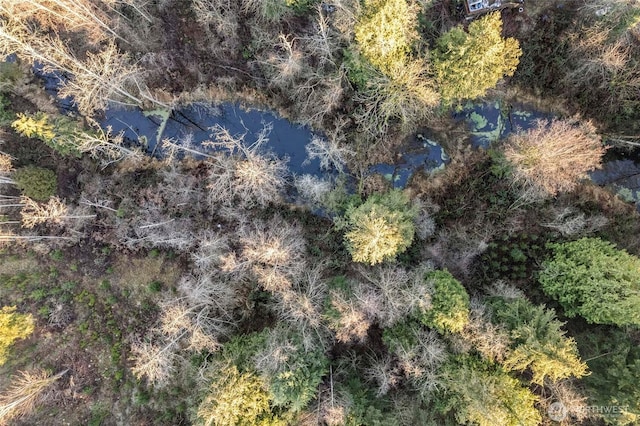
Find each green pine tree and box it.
[539,237,640,327]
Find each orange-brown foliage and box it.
[504,119,606,195]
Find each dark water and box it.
[27,60,450,185]
[105,104,452,187]
[31,62,76,112]
[590,151,640,209]
[101,103,325,176]
[453,100,552,148]
[369,134,449,188]
[23,60,453,185]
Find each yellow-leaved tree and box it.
[354,0,418,75]
[0,306,34,366]
[351,0,439,134]
[341,190,417,265]
[433,12,521,102]
[196,365,280,426]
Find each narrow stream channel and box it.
[26,64,640,206]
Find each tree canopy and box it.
[341,190,417,265]
[354,0,418,76]
[491,296,588,384]
[433,12,521,102]
[196,365,279,426]
[539,237,640,326]
[437,355,541,426]
[418,270,470,334]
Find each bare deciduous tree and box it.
[353,60,439,137]
[272,264,328,332]
[363,354,401,397]
[0,0,118,42]
[74,120,143,166]
[234,216,306,293]
[0,19,163,116]
[357,264,433,328]
[129,339,181,386]
[327,289,372,344]
[305,135,353,174]
[204,125,288,209]
[392,328,446,397]
[192,0,241,55]
[541,206,609,236]
[20,196,95,229]
[294,174,332,205]
[543,379,591,423]
[0,153,13,175]
[452,298,511,363]
[116,197,195,251]
[130,271,242,386]
[504,119,606,196]
[0,369,67,424]
[252,7,347,127]
[191,231,230,272]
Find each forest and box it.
[0,0,639,425]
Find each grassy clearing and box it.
[0,245,187,424]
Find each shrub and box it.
[480,234,545,281]
[539,237,640,326]
[503,118,605,196]
[284,0,315,13]
[0,94,14,125]
[341,190,417,265]
[433,12,521,102]
[0,305,35,366]
[343,48,377,91]
[418,270,469,334]
[12,166,57,201]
